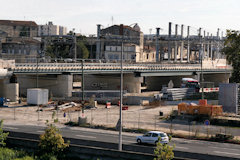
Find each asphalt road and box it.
[3,124,240,159]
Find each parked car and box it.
[136,131,169,145]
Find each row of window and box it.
[105,46,136,52]
[107,54,136,60]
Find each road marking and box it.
[76,135,96,139]
[214,151,240,156]
[211,146,239,151]
[175,146,189,150]
[4,127,18,130]
[37,131,44,133]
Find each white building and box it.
[38,21,67,36]
[104,44,155,62]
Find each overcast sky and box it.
[0,0,239,36]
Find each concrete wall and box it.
[145,76,196,91]
[0,78,19,101]
[203,73,230,86]
[84,73,142,93]
[4,83,19,101]
[17,74,73,98]
[219,83,238,114]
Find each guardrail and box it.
[13,62,232,73]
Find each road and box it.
[3,124,240,159]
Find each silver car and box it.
[136,131,169,145]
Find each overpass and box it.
[11,59,231,98]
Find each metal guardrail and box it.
[12,62,232,73]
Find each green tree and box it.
[0,120,9,147]
[39,122,69,157]
[222,30,240,82]
[77,41,89,59]
[154,139,174,160]
[77,35,89,59]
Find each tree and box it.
[77,41,89,59]
[0,120,9,147]
[39,122,69,156]
[77,35,89,59]
[222,30,240,82]
[154,138,174,160]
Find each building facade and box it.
[38,21,67,36]
[0,20,38,37]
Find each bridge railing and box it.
[13,62,232,72]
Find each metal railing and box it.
[13,62,232,73]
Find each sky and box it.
[0,0,239,36]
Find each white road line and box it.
[36,131,44,133]
[76,135,96,139]
[175,146,189,150]
[3,127,18,130]
[214,151,240,156]
[211,146,239,151]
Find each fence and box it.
[1,105,238,138]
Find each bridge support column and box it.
[124,74,143,93]
[0,78,19,102]
[56,74,73,97]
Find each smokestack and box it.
[187,26,190,63]
[168,22,172,61]
[96,24,101,59]
[156,28,160,62]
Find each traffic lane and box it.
[4,124,240,159]
[157,121,240,137]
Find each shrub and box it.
[39,122,69,156]
[154,138,174,160]
[0,147,16,160]
[0,120,9,147]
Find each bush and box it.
[0,147,16,160]
[14,156,34,160]
[214,133,234,141]
[0,120,9,147]
[154,138,174,160]
[38,153,57,160]
[39,122,69,157]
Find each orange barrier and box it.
[178,100,223,116]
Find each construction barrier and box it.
[178,99,223,116]
[200,88,219,93]
[105,102,111,109]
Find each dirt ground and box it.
[0,101,178,132]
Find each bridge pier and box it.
[56,74,73,97]
[0,78,19,102]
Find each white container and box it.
[27,88,48,105]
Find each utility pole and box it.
[81,59,84,117]
[118,24,124,151]
[199,28,204,99]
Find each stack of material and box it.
[178,99,223,117]
[162,88,196,100]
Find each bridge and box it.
[0,59,232,100]
[13,61,231,75]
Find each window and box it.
[144,133,152,137]
[160,133,167,137]
[152,133,159,137]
